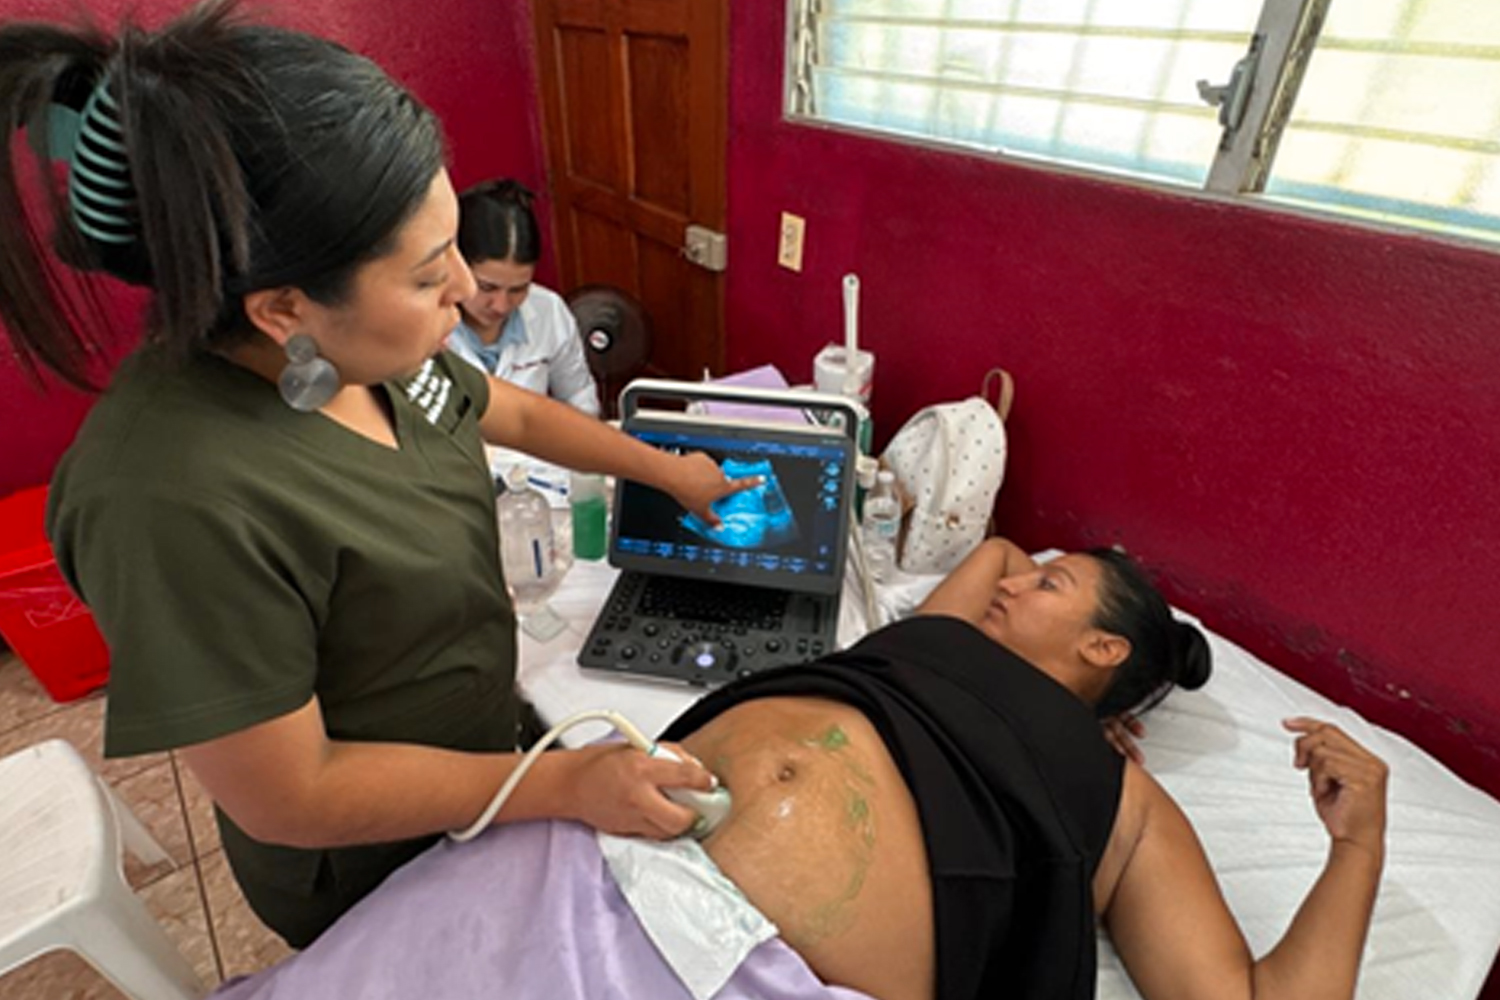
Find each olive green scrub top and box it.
[49,347,517,943]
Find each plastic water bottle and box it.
[497,466,567,614]
[861,470,900,584]
[854,454,878,523]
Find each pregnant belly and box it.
[678,697,934,1000]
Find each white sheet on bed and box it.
[1095,607,1500,1000]
[517,556,1500,1000]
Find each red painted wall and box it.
[725,2,1500,808]
[0,0,550,497]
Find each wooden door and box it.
[533,0,728,391]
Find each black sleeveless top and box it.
[661,616,1124,1000]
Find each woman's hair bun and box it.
[468,177,533,209]
[1171,621,1212,690]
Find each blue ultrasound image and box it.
[681,457,800,549]
[613,427,849,582]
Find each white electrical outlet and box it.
[778,212,806,271]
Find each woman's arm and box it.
[478,375,752,521]
[919,537,1153,761]
[178,697,715,848]
[915,537,1037,621]
[1103,719,1387,1000]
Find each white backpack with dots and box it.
[881,369,1012,575]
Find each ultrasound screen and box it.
[610,420,854,595]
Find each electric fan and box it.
[566,284,654,418]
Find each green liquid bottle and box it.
[570,473,608,561]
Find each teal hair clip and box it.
[39,75,138,247]
[67,78,137,246]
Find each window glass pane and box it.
[801,0,1264,186]
[1264,0,1500,242]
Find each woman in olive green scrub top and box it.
[1,0,751,946]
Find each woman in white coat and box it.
[448,179,600,416]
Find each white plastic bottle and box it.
[497,465,566,613]
[861,470,901,584]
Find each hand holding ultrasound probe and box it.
[472,447,841,839]
[450,709,734,842]
[467,449,776,836]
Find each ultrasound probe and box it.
[448,709,732,843]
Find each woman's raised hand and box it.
[1283,717,1389,857]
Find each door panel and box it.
[534,0,727,391]
[628,38,691,213]
[573,210,636,292]
[556,29,622,190]
[637,241,692,375]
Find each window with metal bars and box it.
[787,0,1500,244]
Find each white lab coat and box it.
[447,283,601,416]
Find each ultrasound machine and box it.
[577,382,862,688]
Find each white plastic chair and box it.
[0,739,204,999]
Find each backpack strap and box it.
[982,367,1015,422]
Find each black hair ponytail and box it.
[0,0,446,384]
[0,20,114,388]
[114,5,254,357]
[1088,548,1213,719]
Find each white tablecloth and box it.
[514,553,934,746]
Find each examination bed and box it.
[212,557,1500,1000]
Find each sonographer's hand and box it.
[565,741,716,838]
[1284,717,1389,857]
[670,451,762,527]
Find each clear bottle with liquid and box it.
[497,465,570,639]
[861,469,901,584]
[854,454,878,523]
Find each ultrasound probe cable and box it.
[447,709,732,843]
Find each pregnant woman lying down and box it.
[212,538,1386,1000]
[666,538,1388,1000]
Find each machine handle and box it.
[618,377,866,447]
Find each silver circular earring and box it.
[278,334,341,412]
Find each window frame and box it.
[1204,0,1329,195]
[783,0,1500,253]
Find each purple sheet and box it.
[212,820,873,1000]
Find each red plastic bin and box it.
[0,486,110,702]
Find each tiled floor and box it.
[0,650,292,998]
